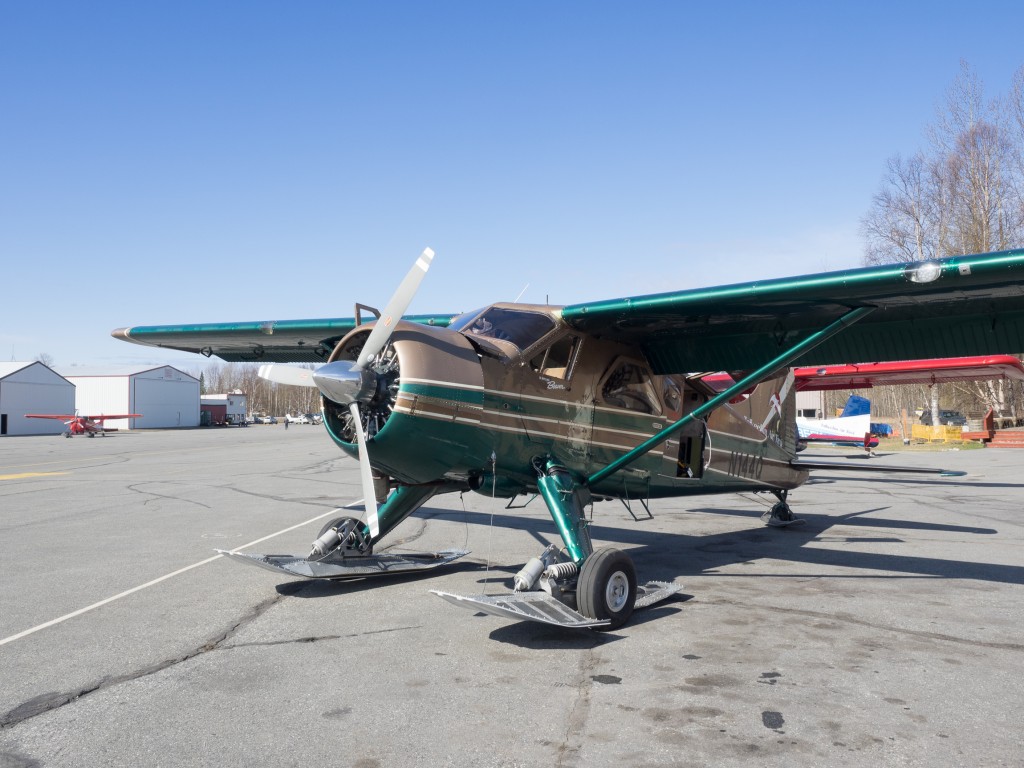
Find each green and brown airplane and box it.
[113,247,1024,629]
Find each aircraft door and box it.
[521,334,593,463]
[661,377,706,480]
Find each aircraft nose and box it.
[312,360,376,405]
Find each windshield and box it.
[450,307,555,350]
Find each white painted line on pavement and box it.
[0,508,343,647]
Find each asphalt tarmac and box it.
[1,427,1022,767]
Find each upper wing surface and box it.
[561,250,1024,374]
[112,315,453,363]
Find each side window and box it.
[600,358,661,415]
[529,335,578,380]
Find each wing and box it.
[792,355,1024,391]
[111,315,454,363]
[25,414,76,420]
[561,250,1024,374]
[86,414,143,422]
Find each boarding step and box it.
[989,429,1024,448]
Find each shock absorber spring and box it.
[544,561,579,580]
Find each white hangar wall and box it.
[130,367,200,428]
[63,366,200,430]
[0,362,76,436]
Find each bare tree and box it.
[861,61,1024,420]
[863,152,942,265]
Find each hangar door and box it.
[132,376,200,428]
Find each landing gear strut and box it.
[761,489,805,527]
[527,459,641,628]
[433,458,681,629]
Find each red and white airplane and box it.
[25,413,142,437]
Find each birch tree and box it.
[861,61,1024,419]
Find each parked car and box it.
[265,416,278,425]
[919,409,967,426]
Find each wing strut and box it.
[586,305,876,486]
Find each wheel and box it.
[577,547,637,629]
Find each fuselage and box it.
[321,303,807,501]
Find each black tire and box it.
[577,548,637,629]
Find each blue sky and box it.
[2,1,1023,369]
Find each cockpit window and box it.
[529,335,579,380]
[448,308,487,332]
[452,308,555,350]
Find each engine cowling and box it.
[320,321,488,484]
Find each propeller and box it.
[309,247,435,540]
[257,364,318,387]
[355,247,434,368]
[349,403,379,537]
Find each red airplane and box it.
[25,413,142,437]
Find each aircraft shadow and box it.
[693,505,998,535]
[269,492,1024,642]
[409,501,1024,587]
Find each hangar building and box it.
[0,362,76,436]
[60,365,201,430]
[201,392,248,425]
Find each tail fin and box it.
[839,394,871,418]
[746,370,800,457]
[705,370,800,457]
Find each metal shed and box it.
[0,362,76,436]
[60,365,200,430]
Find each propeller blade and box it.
[355,247,434,369]
[258,364,318,387]
[349,402,380,538]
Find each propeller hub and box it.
[312,361,377,405]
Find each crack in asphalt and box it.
[0,588,297,731]
[0,497,446,735]
[222,484,348,508]
[222,624,421,649]
[126,482,213,510]
[555,637,602,768]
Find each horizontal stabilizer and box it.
[794,461,965,477]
